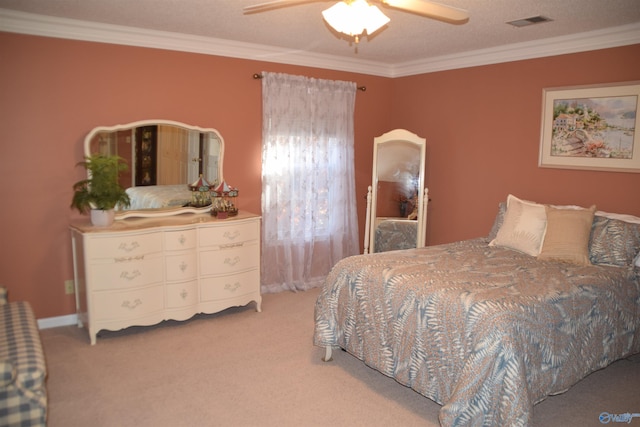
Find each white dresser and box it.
[70,211,261,344]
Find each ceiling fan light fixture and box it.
[322,0,390,41]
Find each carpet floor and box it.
[40,287,640,427]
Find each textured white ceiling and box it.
[1,0,639,69]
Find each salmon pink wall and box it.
[0,32,392,319]
[391,45,640,245]
[2,31,639,321]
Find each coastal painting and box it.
[539,82,640,173]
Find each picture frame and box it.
[539,81,640,173]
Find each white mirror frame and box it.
[363,129,428,254]
[83,119,225,219]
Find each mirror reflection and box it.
[364,129,428,253]
[375,140,420,219]
[85,120,224,216]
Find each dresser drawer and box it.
[200,269,260,302]
[92,285,164,321]
[199,220,259,248]
[166,280,198,308]
[90,255,164,291]
[199,241,259,276]
[164,229,197,251]
[87,232,163,259]
[165,252,198,282]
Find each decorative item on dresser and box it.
[70,211,261,345]
[70,153,131,227]
[210,180,239,219]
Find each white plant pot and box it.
[90,209,115,227]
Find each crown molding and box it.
[391,22,640,77]
[1,9,639,78]
[0,9,391,77]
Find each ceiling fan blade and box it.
[243,0,329,14]
[381,0,469,24]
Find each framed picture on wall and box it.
[539,81,640,173]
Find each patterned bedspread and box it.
[313,238,640,426]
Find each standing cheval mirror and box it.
[364,129,428,253]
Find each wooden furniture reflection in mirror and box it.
[86,119,224,219]
[364,129,428,254]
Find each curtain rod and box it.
[253,73,366,92]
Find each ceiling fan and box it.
[243,0,470,25]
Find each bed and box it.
[314,195,640,426]
[125,184,192,210]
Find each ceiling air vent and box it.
[507,16,553,28]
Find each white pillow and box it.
[489,194,547,256]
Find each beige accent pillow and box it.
[489,194,547,256]
[538,205,596,265]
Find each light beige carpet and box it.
[40,287,640,427]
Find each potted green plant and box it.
[71,153,131,226]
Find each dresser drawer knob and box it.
[122,299,142,310]
[223,230,240,241]
[224,256,241,267]
[118,241,141,252]
[224,282,241,292]
[120,270,142,281]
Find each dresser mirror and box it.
[364,129,428,253]
[84,119,224,219]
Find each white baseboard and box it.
[38,314,78,330]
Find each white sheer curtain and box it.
[261,72,359,293]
